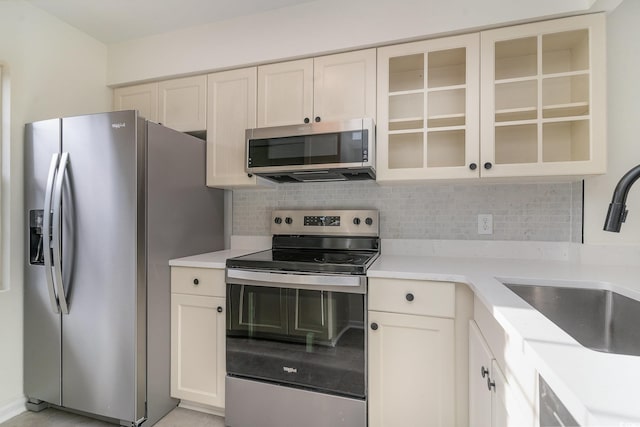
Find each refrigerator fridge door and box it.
[60,111,145,424]
[24,118,63,406]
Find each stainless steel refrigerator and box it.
[24,111,224,426]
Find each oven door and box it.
[225,270,366,398]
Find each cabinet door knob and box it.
[469,163,477,170]
[481,366,489,378]
[484,162,493,170]
[370,322,379,330]
[487,377,496,391]
[193,278,199,285]
[405,293,414,302]
[247,173,253,178]
[304,117,310,124]
[314,116,321,122]
[217,306,223,313]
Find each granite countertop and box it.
[368,254,640,427]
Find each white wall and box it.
[584,0,640,244]
[0,0,110,418]
[107,0,609,86]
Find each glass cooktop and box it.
[226,249,379,275]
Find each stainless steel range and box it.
[225,209,379,427]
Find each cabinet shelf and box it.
[389,89,424,97]
[494,76,538,85]
[427,114,466,128]
[494,119,538,127]
[389,128,425,135]
[427,84,466,93]
[542,102,589,118]
[495,107,537,122]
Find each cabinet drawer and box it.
[171,267,225,297]
[368,278,455,318]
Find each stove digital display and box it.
[304,215,340,226]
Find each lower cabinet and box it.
[368,311,455,427]
[170,267,226,410]
[469,320,534,427]
[368,278,473,427]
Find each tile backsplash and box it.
[232,180,583,242]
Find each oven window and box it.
[226,284,366,398]
[247,130,367,168]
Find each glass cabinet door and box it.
[480,13,606,178]
[377,33,480,181]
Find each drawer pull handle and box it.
[370,322,379,331]
[217,306,223,313]
[405,293,414,302]
[481,366,489,378]
[193,278,199,285]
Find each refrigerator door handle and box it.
[52,152,70,314]
[43,153,61,314]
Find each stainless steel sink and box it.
[504,283,640,357]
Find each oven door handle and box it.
[226,268,365,288]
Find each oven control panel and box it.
[272,209,379,236]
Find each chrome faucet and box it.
[604,164,640,232]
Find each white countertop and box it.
[169,249,259,269]
[368,254,640,427]
[169,240,640,426]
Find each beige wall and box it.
[107,0,612,86]
[0,0,110,416]
[584,0,640,244]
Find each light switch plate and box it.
[478,214,493,235]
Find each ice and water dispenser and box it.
[29,210,45,265]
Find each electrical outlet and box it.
[478,214,493,235]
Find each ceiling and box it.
[25,0,321,44]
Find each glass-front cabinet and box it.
[480,13,606,178]
[377,13,606,182]
[377,33,480,181]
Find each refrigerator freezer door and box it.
[60,111,145,424]
[24,119,63,406]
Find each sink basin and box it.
[504,283,640,357]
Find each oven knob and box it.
[353,217,361,225]
[365,217,373,226]
[274,217,282,225]
[285,217,293,225]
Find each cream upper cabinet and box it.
[170,267,226,411]
[113,82,159,122]
[258,58,313,127]
[158,75,207,132]
[480,13,606,178]
[207,67,266,189]
[257,49,376,127]
[113,76,206,132]
[312,49,376,123]
[376,33,480,181]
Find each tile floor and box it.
[1,407,225,427]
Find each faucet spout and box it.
[604,164,640,232]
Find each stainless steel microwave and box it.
[245,118,375,183]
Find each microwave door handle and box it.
[43,153,61,314]
[52,152,70,314]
